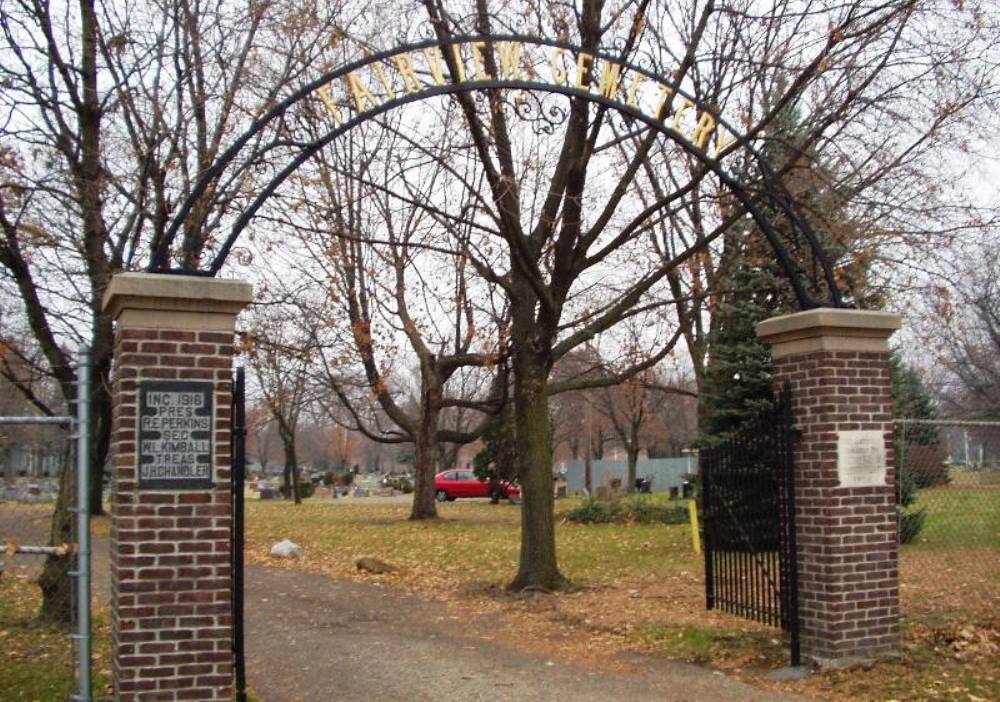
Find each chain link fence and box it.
[0,416,74,577]
[896,419,1000,621]
[0,352,93,700]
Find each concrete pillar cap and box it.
[103,272,253,332]
[756,308,901,358]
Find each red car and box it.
[434,469,520,504]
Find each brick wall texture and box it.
[110,327,234,701]
[774,349,899,660]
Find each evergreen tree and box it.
[698,258,784,443]
[699,100,880,444]
[890,351,940,543]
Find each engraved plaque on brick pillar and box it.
[757,309,902,664]
[104,273,251,701]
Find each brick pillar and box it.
[757,309,901,665]
[103,273,252,701]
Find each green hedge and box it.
[562,496,689,525]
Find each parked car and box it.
[433,469,520,504]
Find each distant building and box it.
[561,456,697,494]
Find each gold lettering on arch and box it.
[671,98,694,131]
[316,84,345,125]
[392,53,423,93]
[471,42,489,80]
[575,52,593,90]
[497,42,524,80]
[423,48,447,86]
[312,40,736,156]
[345,73,380,112]
[691,111,717,149]
[370,58,397,100]
[598,61,622,99]
[626,73,647,108]
[550,48,568,84]
[450,45,467,82]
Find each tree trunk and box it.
[591,428,606,459]
[280,429,300,504]
[88,353,112,515]
[409,384,440,520]
[78,0,111,515]
[509,349,566,591]
[626,445,639,495]
[584,401,592,492]
[39,447,74,625]
[626,421,640,494]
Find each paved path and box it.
[245,565,810,702]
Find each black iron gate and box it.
[231,367,248,701]
[701,381,800,665]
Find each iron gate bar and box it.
[231,367,248,702]
[0,352,93,700]
[701,382,799,665]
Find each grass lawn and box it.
[246,494,699,590]
[900,482,999,620]
[0,573,112,701]
[4,489,996,701]
[906,485,1000,550]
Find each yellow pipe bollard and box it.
[688,499,702,555]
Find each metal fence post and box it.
[72,348,92,702]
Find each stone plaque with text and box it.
[138,380,214,489]
[836,430,887,488]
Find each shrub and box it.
[903,445,950,488]
[624,496,688,525]
[899,507,926,545]
[563,495,689,525]
[385,476,414,494]
[896,444,929,544]
[563,497,621,524]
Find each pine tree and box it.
[890,352,940,543]
[699,100,879,444]
[699,258,784,443]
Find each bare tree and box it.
[596,373,695,493]
[247,119,510,519]
[407,0,1000,589]
[1,0,348,618]
[245,404,279,475]
[242,305,317,504]
[916,237,1000,418]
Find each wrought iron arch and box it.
[150,34,847,310]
